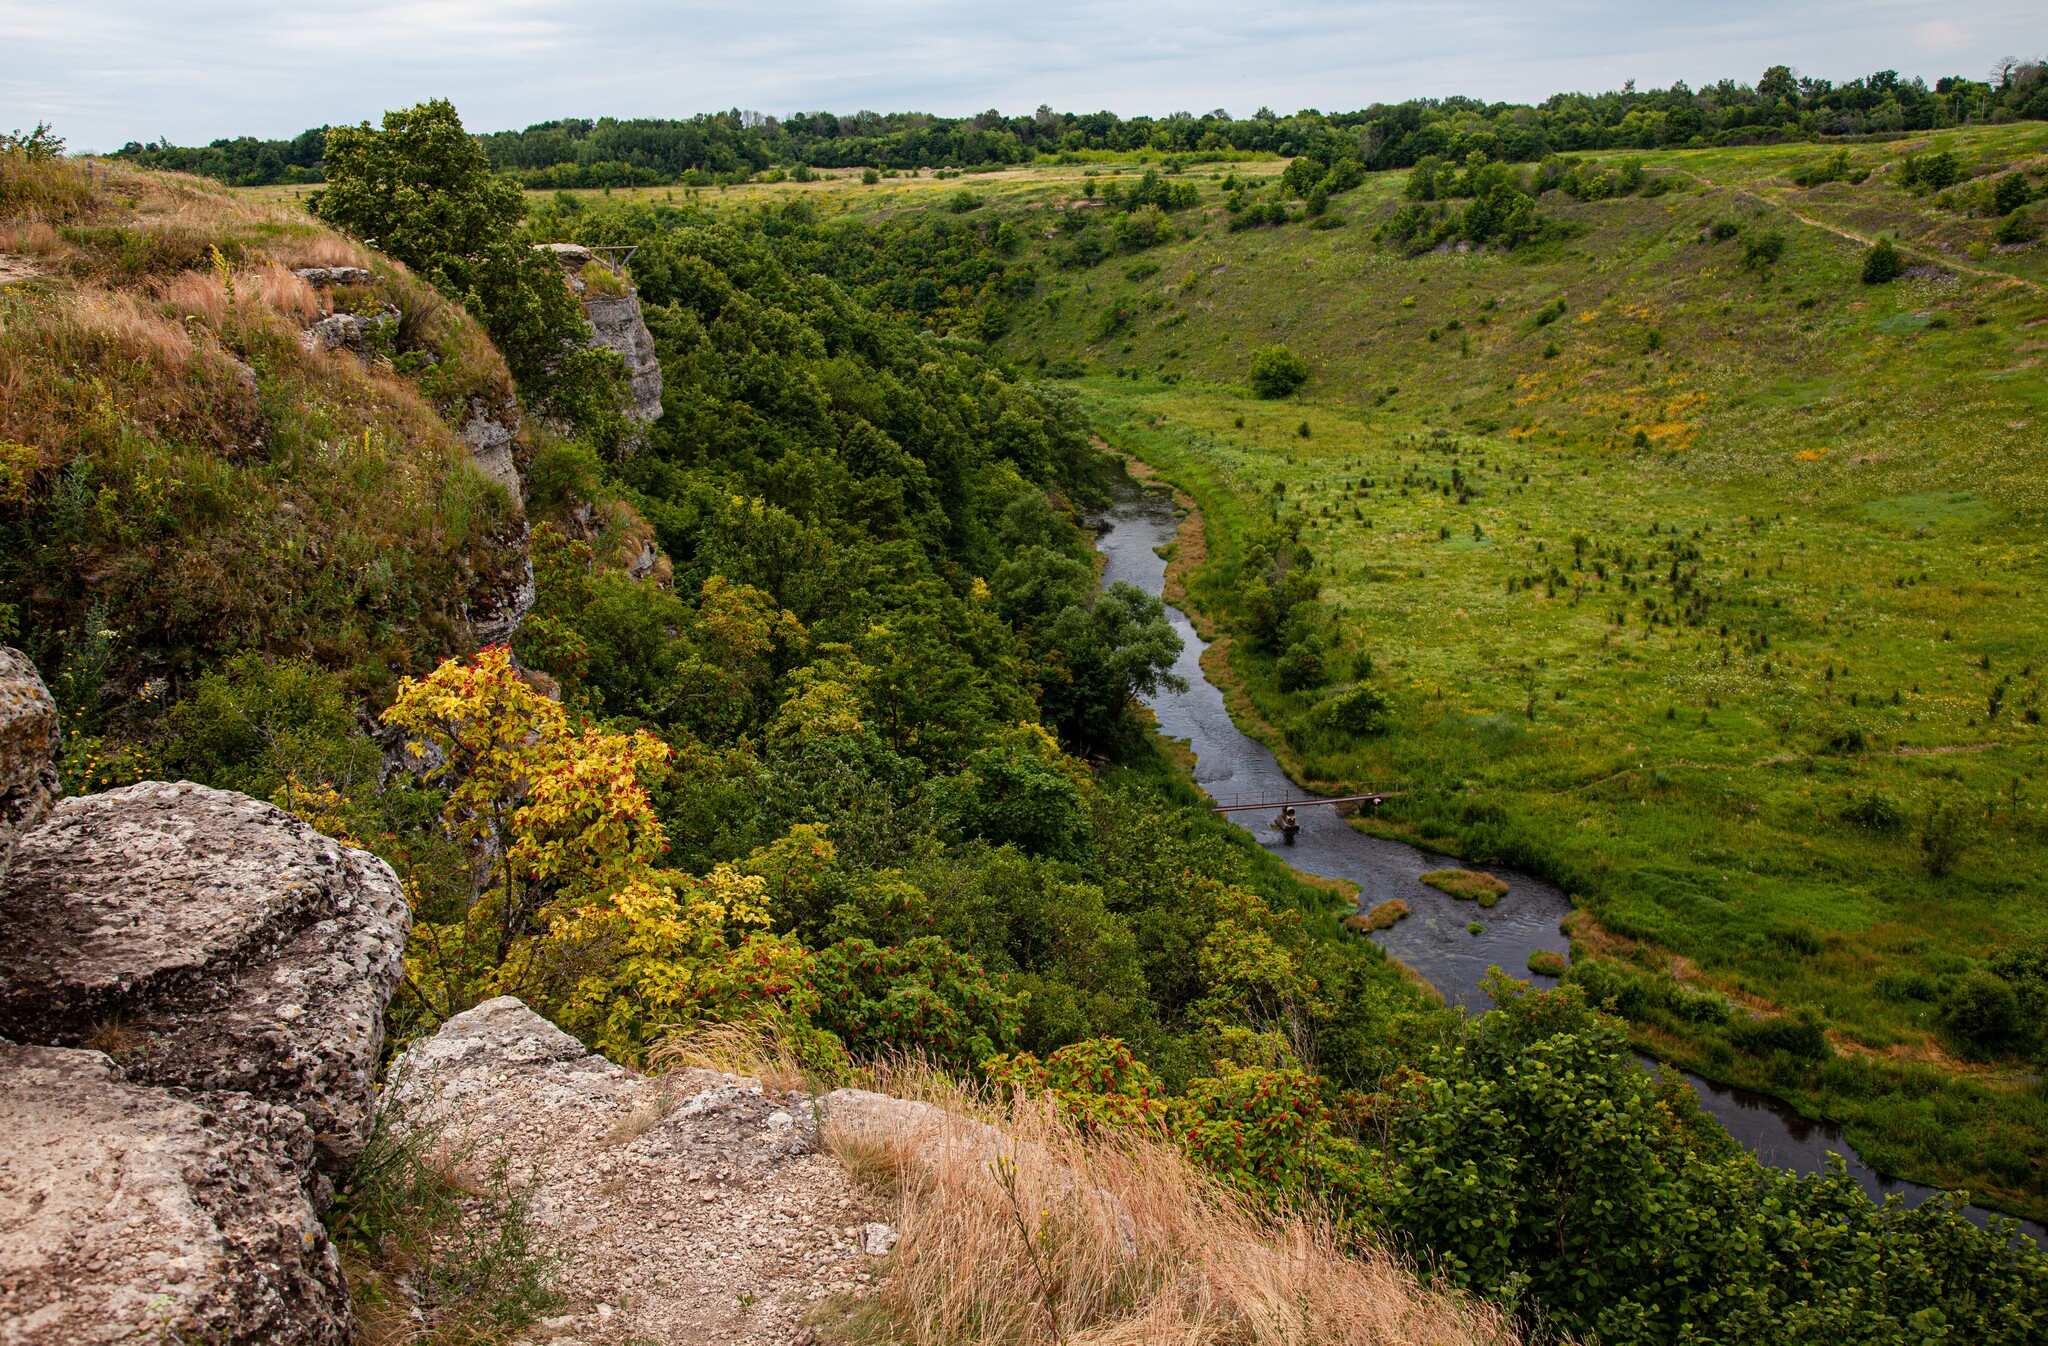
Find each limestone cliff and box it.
[537,242,665,425]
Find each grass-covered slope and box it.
[1,154,532,788]
[610,124,2048,1213]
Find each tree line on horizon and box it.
[114,59,2048,188]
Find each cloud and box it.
[5,0,2038,150]
[1912,20,1970,54]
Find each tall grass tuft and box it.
[827,1092,1516,1346]
[329,1087,560,1346]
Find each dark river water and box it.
[1094,486,2044,1245]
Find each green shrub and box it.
[165,654,379,805]
[1995,209,2041,244]
[810,936,1022,1070]
[1177,1060,1367,1196]
[1942,970,2023,1057]
[1899,149,1961,193]
[984,1037,1168,1130]
[1741,230,1786,272]
[1566,958,1650,1017]
[1318,683,1390,736]
[1729,1011,1830,1062]
[1247,345,1309,398]
[930,740,1089,859]
[1874,969,1939,1003]
[1862,236,1905,284]
[1838,787,1903,832]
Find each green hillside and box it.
[581,123,2048,1212]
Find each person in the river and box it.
[1276,805,1300,844]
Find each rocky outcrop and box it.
[384,997,890,1344]
[0,647,59,878]
[536,242,665,425]
[0,780,409,1179]
[0,689,410,1345]
[304,306,399,359]
[454,392,533,645]
[0,1043,349,1346]
[586,291,664,423]
[462,402,524,500]
[292,265,373,288]
[463,516,536,648]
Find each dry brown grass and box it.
[0,154,99,224]
[648,1019,824,1096]
[827,1095,1516,1346]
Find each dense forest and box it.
[16,95,2048,1342]
[114,59,2048,186]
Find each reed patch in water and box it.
[1421,868,1510,907]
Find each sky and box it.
[3,0,2038,152]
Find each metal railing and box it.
[1209,789,1401,815]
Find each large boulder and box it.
[0,781,409,1178]
[0,647,59,878]
[0,1041,350,1346]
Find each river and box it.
[1094,484,2045,1245]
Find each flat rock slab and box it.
[388,997,887,1345]
[0,1041,350,1346]
[0,782,410,1174]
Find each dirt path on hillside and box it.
[1676,169,2046,297]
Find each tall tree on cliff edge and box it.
[313,99,627,443]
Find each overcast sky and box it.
[3,0,2038,152]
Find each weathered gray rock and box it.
[534,242,593,269]
[306,307,397,357]
[584,291,664,423]
[462,406,524,499]
[398,993,593,1076]
[0,782,410,1176]
[532,243,663,424]
[0,648,59,879]
[293,265,373,287]
[465,531,536,648]
[0,1041,350,1346]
